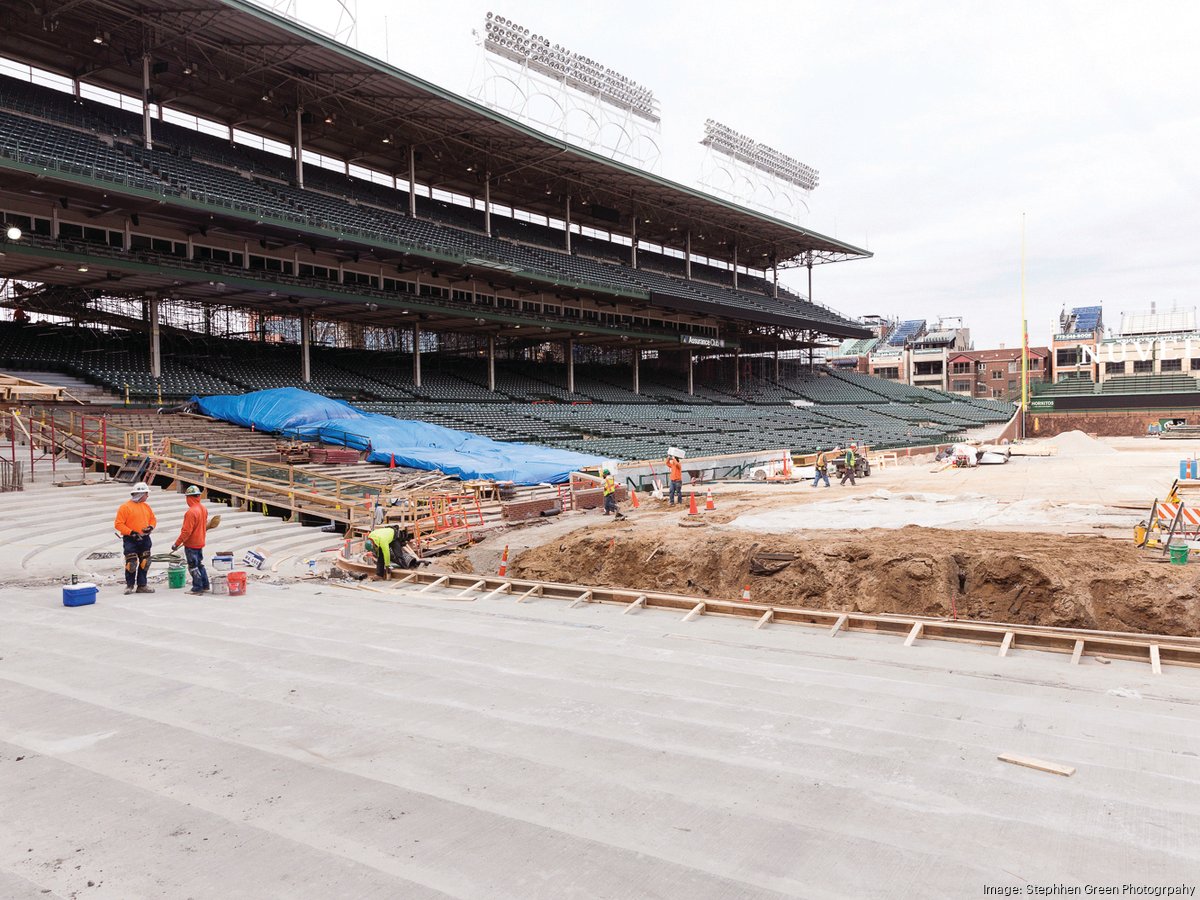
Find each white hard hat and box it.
[131,482,151,495]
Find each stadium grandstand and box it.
[0,0,1012,460]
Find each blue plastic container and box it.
[62,582,97,607]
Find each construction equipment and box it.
[1135,480,1200,552]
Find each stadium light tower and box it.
[471,13,662,171]
[698,119,819,224]
[252,0,358,48]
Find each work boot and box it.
[135,585,155,594]
[186,589,206,596]
[124,586,136,595]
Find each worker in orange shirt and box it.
[171,485,210,595]
[114,481,157,595]
[665,454,683,505]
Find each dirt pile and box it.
[511,525,1200,636]
[1043,430,1119,455]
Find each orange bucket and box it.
[227,571,247,596]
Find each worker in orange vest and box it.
[665,455,683,505]
[171,485,210,595]
[114,481,156,595]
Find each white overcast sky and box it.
[288,0,1200,348]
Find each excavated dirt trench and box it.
[509,525,1200,637]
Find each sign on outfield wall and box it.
[680,335,730,348]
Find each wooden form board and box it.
[997,753,1076,777]
[332,565,1200,672]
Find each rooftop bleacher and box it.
[887,319,927,346]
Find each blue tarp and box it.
[194,387,604,485]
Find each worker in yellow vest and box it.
[365,525,400,579]
[601,469,624,519]
[811,448,831,488]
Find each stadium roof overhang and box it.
[2,0,871,269]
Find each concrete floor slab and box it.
[1,580,1198,898]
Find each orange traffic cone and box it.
[498,545,509,577]
[704,488,715,511]
[630,490,640,509]
[389,453,396,469]
[782,451,792,477]
[741,585,751,603]
[688,492,699,515]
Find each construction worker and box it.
[114,481,156,595]
[365,525,401,579]
[840,445,858,486]
[602,468,625,519]
[171,485,210,595]
[665,455,683,505]
[811,448,831,488]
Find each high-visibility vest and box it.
[603,476,616,496]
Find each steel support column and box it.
[141,54,153,149]
[685,230,692,280]
[300,312,311,383]
[564,194,572,254]
[408,146,417,218]
[412,322,422,388]
[632,347,639,395]
[483,171,491,236]
[566,339,575,394]
[487,334,496,392]
[148,297,161,379]
[294,106,304,187]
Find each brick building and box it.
[948,347,1050,400]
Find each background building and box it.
[948,347,1050,400]
[1051,306,1104,383]
[1098,308,1199,385]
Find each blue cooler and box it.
[62,582,98,607]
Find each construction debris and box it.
[997,754,1077,777]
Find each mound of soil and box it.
[510,525,1200,636]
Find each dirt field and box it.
[510,524,1200,636]
[440,433,1200,637]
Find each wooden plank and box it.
[1071,640,1084,665]
[829,614,848,637]
[1150,644,1162,675]
[417,575,449,594]
[753,609,774,630]
[515,584,542,603]
[904,622,923,647]
[998,631,1015,657]
[454,579,486,598]
[569,590,593,609]
[997,753,1076,777]
[682,602,705,622]
[480,583,513,601]
[391,572,418,586]
[622,595,647,615]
